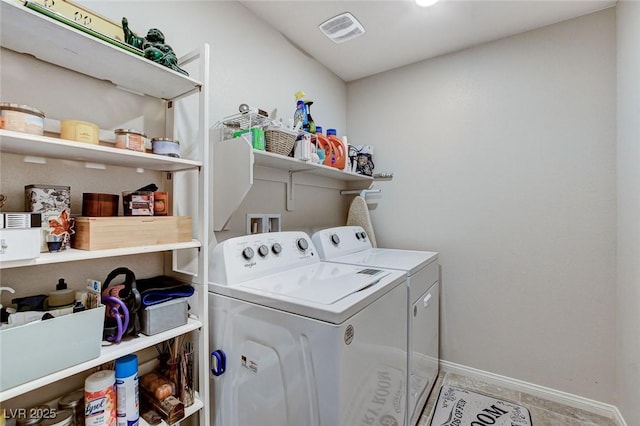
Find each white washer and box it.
[208,231,409,426]
[312,226,439,426]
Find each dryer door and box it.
[409,281,439,425]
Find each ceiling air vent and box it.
[319,12,365,44]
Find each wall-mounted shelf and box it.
[254,149,373,181]
[213,138,373,231]
[0,130,202,172]
[0,0,202,100]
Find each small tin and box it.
[82,193,119,217]
[115,129,146,152]
[41,409,73,426]
[153,191,169,216]
[15,405,51,426]
[58,389,85,426]
[15,411,43,426]
[122,191,153,216]
[0,102,45,135]
[151,137,180,158]
[60,120,99,145]
[25,184,72,252]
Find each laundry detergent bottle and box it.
[326,128,346,170]
[315,126,334,167]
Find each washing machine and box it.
[208,231,409,426]
[312,226,439,426]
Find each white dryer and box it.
[312,226,439,426]
[208,231,409,426]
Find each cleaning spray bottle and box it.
[293,91,307,130]
[305,100,316,134]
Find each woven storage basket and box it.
[265,127,297,156]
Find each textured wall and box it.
[348,9,617,403]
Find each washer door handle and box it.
[211,349,226,376]
[423,293,432,308]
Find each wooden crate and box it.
[73,216,192,250]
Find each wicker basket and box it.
[265,127,297,156]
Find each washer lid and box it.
[241,266,388,304]
[210,262,406,323]
[333,248,438,275]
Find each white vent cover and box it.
[319,12,365,44]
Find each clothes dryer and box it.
[208,231,408,426]
[312,226,439,426]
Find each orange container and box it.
[315,133,335,167]
[327,135,347,170]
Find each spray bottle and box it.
[293,91,307,130]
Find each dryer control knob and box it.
[296,238,309,252]
[271,243,282,254]
[242,247,255,260]
[258,245,269,257]
[330,234,340,245]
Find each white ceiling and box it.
[240,0,616,82]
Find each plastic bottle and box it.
[315,127,334,166]
[85,370,117,426]
[115,355,139,426]
[293,100,306,129]
[48,278,75,309]
[341,135,351,171]
[326,129,346,170]
[305,101,316,134]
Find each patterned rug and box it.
[429,385,532,426]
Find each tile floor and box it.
[417,372,619,426]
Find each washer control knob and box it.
[296,238,309,252]
[330,234,340,245]
[355,232,361,240]
[271,243,282,255]
[257,245,269,257]
[242,247,255,260]
[360,232,367,240]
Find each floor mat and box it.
[429,385,532,426]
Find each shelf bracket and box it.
[286,171,296,211]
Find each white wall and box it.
[616,0,640,423]
[347,9,617,403]
[81,1,349,239]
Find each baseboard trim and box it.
[439,360,627,426]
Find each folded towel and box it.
[136,275,195,307]
[347,195,377,247]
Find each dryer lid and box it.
[335,249,438,275]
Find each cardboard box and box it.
[28,0,125,42]
[0,305,105,391]
[73,216,192,250]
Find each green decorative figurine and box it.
[122,17,188,76]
